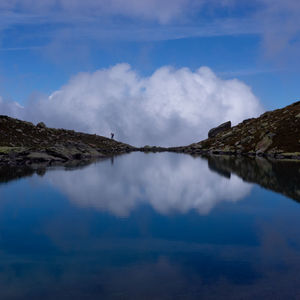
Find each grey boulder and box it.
[208,121,231,138]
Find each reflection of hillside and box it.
[204,155,300,203]
[0,157,111,184]
[0,165,36,184]
[1,153,300,207]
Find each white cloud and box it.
[43,153,252,216]
[1,64,263,147]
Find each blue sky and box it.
[0,0,299,145]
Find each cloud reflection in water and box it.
[44,153,253,216]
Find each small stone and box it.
[267,132,276,138]
[221,131,233,139]
[256,135,273,153]
[37,122,46,128]
[27,152,55,162]
[295,113,300,118]
[241,136,252,144]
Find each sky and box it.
[0,0,299,146]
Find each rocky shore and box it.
[0,116,133,166]
[1,101,300,166]
[168,101,300,160]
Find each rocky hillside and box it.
[1,101,300,166]
[0,116,133,166]
[179,101,300,159]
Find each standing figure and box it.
[111,133,114,139]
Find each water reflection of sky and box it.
[0,153,300,299]
[44,152,253,216]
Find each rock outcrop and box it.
[208,121,231,138]
[0,116,134,166]
[178,101,300,160]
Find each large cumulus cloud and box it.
[4,64,262,147]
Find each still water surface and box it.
[0,152,300,299]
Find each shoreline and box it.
[135,146,300,160]
[1,100,300,165]
[1,144,300,168]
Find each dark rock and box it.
[36,122,46,128]
[242,118,255,124]
[208,121,231,138]
[255,134,274,154]
[26,152,61,162]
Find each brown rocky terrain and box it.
[0,115,133,166]
[174,101,300,159]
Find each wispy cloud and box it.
[218,68,282,78]
[258,0,300,62]
[0,46,42,51]
[0,0,202,25]
[0,1,299,65]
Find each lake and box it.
[0,152,300,299]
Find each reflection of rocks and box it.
[0,165,36,184]
[0,157,111,184]
[208,159,231,179]
[203,155,300,203]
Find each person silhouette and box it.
[111,133,114,139]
